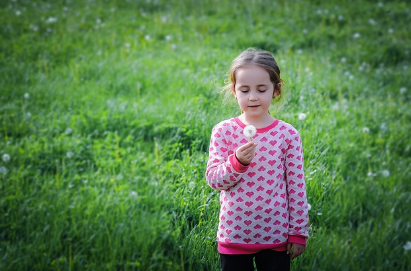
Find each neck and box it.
[240,113,275,128]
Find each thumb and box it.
[287,243,292,255]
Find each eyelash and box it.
[240,89,267,93]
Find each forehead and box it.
[235,65,271,85]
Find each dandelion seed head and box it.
[298,113,307,120]
[130,191,138,198]
[353,33,361,39]
[144,35,151,40]
[362,127,370,134]
[16,10,21,16]
[46,17,58,24]
[404,241,411,251]
[125,42,130,48]
[2,154,10,162]
[368,19,376,25]
[24,93,30,99]
[65,128,72,135]
[66,151,74,158]
[243,125,257,138]
[165,35,172,41]
[381,170,390,177]
[341,57,347,63]
[82,179,88,184]
[297,49,303,54]
[338,15,344,21]
[307,203,311,210]
[400,87,407,94]
[388,28,394,34]
[317,212,322,216]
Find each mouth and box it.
[248,105,260,108]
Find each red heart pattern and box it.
[206,118,308,246]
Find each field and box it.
[1,0,411,270]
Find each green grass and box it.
[1,0,411,270]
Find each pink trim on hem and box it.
[288,235,306,246]
[229,154,249,173]
[218,242,287,255]
[234,118,279,133]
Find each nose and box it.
[249,90,258,101]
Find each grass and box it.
[1,0,411,270]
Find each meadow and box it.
[1,0,411,270]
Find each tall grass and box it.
[1,0,410,270]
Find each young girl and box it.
[205,48,309,271]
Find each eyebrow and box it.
[237,84,268,88]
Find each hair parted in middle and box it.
[222,48,287,114]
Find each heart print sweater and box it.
[206,117,309,254]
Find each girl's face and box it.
[232,65,280,121]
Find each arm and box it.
[205,126,252,191]
[285,130,309,244]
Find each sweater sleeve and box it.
[285,129,309,241]
[205,125,248,191]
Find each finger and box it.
[286,243,291,255]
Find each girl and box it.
[205,48,309,271]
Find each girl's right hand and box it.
[235,141,257,165]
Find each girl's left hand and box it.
[287,243,305,259]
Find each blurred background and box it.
[1,0,410,270]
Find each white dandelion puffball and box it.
[243,125,257,141]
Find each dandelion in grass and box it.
[298,113,307,120]
[144,35,151,41]
[2,154,10,162]
[243,125,256,142]
[307,203,311,210]
[341,57,347,63]
[165,35,172,41]
[65,128,72,135]
[317,212,322,216]
[404,241,411,251]
[400,87,407,94]
[24,93,30,99]
[0,166,7,176]
[362,127,370,134]
[369,19,377,25]
[66,151,73,158]
[353,33,361,39]
[297,49,303,54]
[46,17,58,24]
[388,28,394,34]
[381,170,390,177]
[130,191,138,199]
[16,10,21,16]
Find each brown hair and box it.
[222,48,286,114]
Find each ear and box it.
[273,83,282,98]
[230,84,236,96]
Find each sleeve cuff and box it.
[229,154,249,173]
[288,235,306,246]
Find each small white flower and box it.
[362,127,370,133]
[317,212,322,216]
[2,154,10,162]
[400,87,407,94]
[378,2,384,7]
[381,170,390,177]
[171,44,177,50]
[368,19,376,25]
[16,10,21,16]
[298,113,307,120]
[144,35,151,40]
[66,151,74,158]
[30,25,39,32]
[130,191,138,198]
[125,42,130,48]
[24,93,30,99]
[243,125,257,141]
[307,203,311,210]
[46,17,58,24]
[297,49,303,54]
[0,166,7,176]
[353,33,361,39]
[165,35,172,41]
[302,29,308,34]
[367,171,374,177]
[82,179,88,184]
[341,57,347,63]
[404,241,411,251]
[65,128,72,135]
[388,28,394,34]
[338,15,344,21]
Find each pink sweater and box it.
[206,118,309,254]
